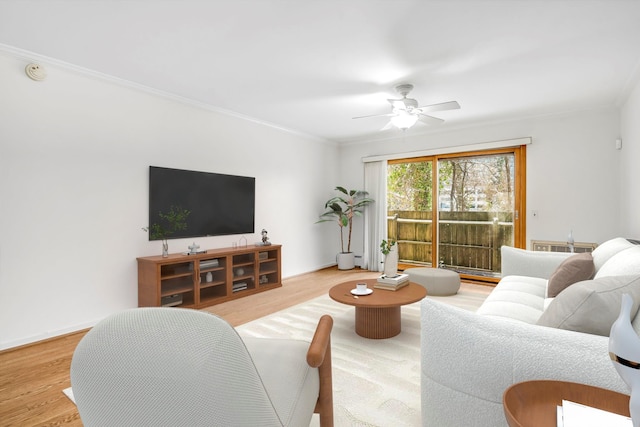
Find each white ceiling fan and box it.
[354,84,460,130]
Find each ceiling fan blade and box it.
[417,114,445,125]
[352,112,394,119]
[417,101,460,113]
[381,121,394,131]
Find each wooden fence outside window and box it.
[387,211,514,277]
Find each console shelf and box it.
[137,244,282,309]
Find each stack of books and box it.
[161,293,183,307]
[375,273,410,291]
[557,399,632,426]
[232,282,248,292]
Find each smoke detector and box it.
[25,63,46,81]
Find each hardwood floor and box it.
[202,267,381,324]
[0,267,491,426]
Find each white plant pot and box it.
[337,252,355,270]
[383,247,399,277]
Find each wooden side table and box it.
[328,279,426,339]
[503,380,630,427]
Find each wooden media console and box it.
[137,244,282,309]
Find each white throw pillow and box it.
[536,275,640,336]
[591,237,635,271]
[594,246,640,279]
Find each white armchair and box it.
[70,307,333,427]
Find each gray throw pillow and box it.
[536,275,640,336]
[547,253,595,298]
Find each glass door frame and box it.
[389,145,526,283]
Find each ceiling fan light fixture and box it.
[390,112,418,130]
[353,83,459,132]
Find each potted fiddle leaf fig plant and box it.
[317,186,374,270]
[143,205,190,257]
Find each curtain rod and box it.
[361,137,532,163]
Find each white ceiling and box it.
[1,0,640,143]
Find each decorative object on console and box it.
[317,186,374,270]
[568,230,575,253]
[142,205,191,257]
[609,293,640,427]
[255,228,272,246]
[239,236,248,248]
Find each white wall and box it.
[1,47,636,350]
[339,108,625,255]
[621,77,640,237]
[0,52,340,349]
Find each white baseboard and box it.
[0,320,98,352]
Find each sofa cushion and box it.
[476,275,547,323]
[591,237,636,271]
[536,275,640,336]
[501,246,571,279]
[594,246,640,279]
[547,253,595,297]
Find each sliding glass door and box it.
[387,146,526,281]
[387,158,434,266]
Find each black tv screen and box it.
[148,166,255,240]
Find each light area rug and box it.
[63,285,487,426]
[236,286,487,427]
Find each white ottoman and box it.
[404,267,460,296]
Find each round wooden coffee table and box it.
[503,380,630,427]
[329,279,427,339]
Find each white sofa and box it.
[421,237,640,427]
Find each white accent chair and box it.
[70,307,333,427]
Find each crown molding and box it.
[0,43,333,146]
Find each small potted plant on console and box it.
[143,205,190,257]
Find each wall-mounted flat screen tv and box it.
[148,166,255,240]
